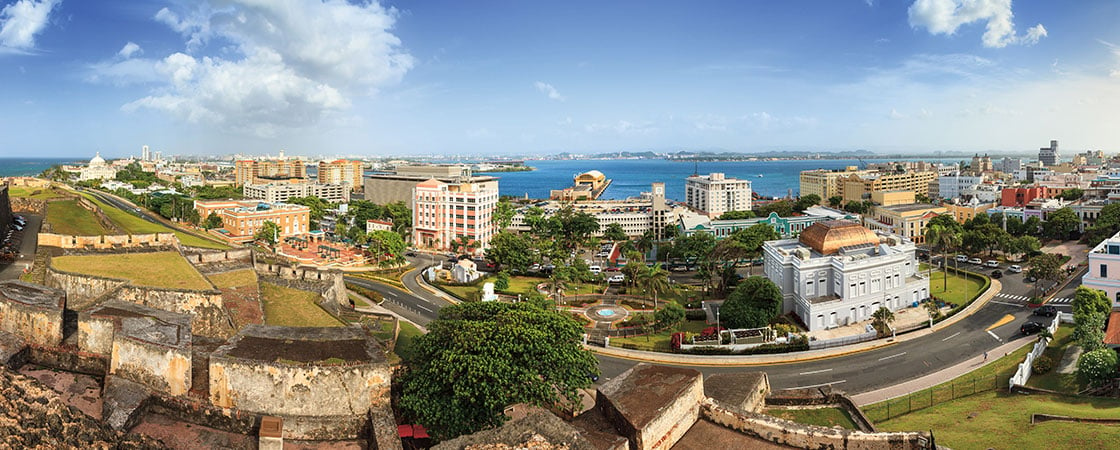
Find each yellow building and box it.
[943,202,996,223]
[840,171,938,203]
[318,159,364,191]
[799,167,866,203]
[871,191,915,206]
[864,203,947,244]
[235,159,306,185]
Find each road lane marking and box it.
[385,291,398,297]
[986,314,1015,331]
[878,352,906,361]
[788,380,846,390]
[990,301,1023,307]
[415,304,433,313]
[987,330,1002,342]
[799,369,832,375]
[941,332,960,342]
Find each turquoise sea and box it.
[0,158,81,177]
[485,158,966,201]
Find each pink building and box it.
[412,178,499,255]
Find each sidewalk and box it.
[849,335,1034,406]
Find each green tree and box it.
[366,230,407,267]
[494,271,511,291]
[450,235,478,255]
[1004,235,1041,262]
[255,221,280,246]
[1058,188,1084,201]
[1083,202,1120,245]
[1073,311,1106,352]
[756,199,795,217]
[926,213,964,235]
[924,223,961,290]
[400,302,599,439]
[730,223,778,275]
[720,276,782,329]
[636,263,671,310]
[670,231,716,263]
[1042,207,1080,241]
[1027,253,1064,295]
[655,301,685,326]
[1023,216,1042,235]
[285,196,332,231]
[486,231,534,273]
[661,224,681,240]
[794,194,821,212]
[843,201,867,214]
[1077,348,1118,387]
[827,196,843,208]
[718,210,756,220]
[202,212,223,230]
[494,198,516,230]
[602,223,628,242]
[1073,286,1111,318]
[870,306,895,336]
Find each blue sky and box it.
[2,0,1119,158]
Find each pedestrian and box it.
[983,351,988,361]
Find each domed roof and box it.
[89,152,106,166]
[798,220,880,255]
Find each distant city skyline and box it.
[3,0,1120,157]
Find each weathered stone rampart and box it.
[183,247,252,265]
[0,281,66,347]
[38,232,178,249]
[10,197,46,214]
[253,261,347,310]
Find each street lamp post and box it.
[716,308,721,344]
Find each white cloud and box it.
[117,42,141,59]
[534,81,565,101]
[889,108,907,120]
[0,0,60,54]
[584,120,656,135]
[107,0,413,137]
[907,0,1046,48]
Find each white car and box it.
[984,260,999,268]
[955,255,968,262]
[589,265,602,274]
[967,257,983,265]
[1008,264,1022,273]
[608,274,625,283]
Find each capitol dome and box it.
[89,152,106,167]
[798,220,881,255]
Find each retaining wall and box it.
[0,291,65,347]
[10,197,47,214]
[27,344,109,376]
[111,335,191,396]
[254,261,346,309]
[183,247,252,265]
[38,232,178,250]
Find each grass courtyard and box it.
[259,282,343,327]
[925,267,988,305]
[51,251,212,290]
[394,321,424,362]
[609,319,710,352]
[46,200,107,236]
[206,269,258,289]
[8,186,66,200]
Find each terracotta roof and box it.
[798,220,880,255]
[1105,311,1120,346]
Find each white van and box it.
[589,265,602,274]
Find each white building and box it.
[763,220,929,331]
[937,173,985,201]
[509,183,677,238]
[366,219,392,233]
[685,173,752,218]
[79,153,119,181]
[1083,229,1120,305]
[242,182,350,204]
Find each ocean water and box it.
[0,158,81,177]
[487,158,965,201]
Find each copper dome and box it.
[798,220,880,256]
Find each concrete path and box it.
[1057,345,1082,374]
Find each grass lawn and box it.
[51,251,213,290]
[8,186,65,200]
[926,268,987,305]
[259,282,342,327]
[46,200,107,235]
[76,192,229,250]
[394,321,423,362]
[206,269,257,289]
[876,390,1120,449]
[764,407,858,430]
[1026,326,1086,394]
[609,319,710,352]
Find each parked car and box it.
[596,251,610,258]
[1025,275,1038,283]
[967,257,982,265]
[955,255,969,262]
[991,270,1002,279]
[1008,264,1022,273]
[404,251,416,257]
[589,265,602,274]
[1020,321,1046,335]
[605,266,621,272]
[1033,305,1058,317]
[984,260,999,268]
[529,263,541,272]
[607,274,625,283]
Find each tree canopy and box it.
[485,231,534,273]
[400,302,599,440]
[285,196,333,231]
[255,220,280,245]
[718,210,756,220]
[1042,207,1080,241]
[720,276,783,329]
[794,194,821,212]
[602,223,628,242]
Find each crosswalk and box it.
[995,293,1071,304]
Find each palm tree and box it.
[924,224,961,291]
[637,263,671,311]
[871,306,895,336]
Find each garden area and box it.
[259,282,343,327]
[435,274,603,302]
[1025,325,1085,394]
[609,319,709,352]
[51,251,212,290]
[923,265,989,306]
[46,200,107,236]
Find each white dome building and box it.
[79,152,118,181]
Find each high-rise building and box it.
[235,158,306,185]
[412,177,500,254]
[318,159,364,191]
[363,164,487,208]
[970,154,992,173]
[1039,140,1060,166]
[839,170,938,203]
[685,173,752,218]
[141,145,150,162]
[242,182,350,203]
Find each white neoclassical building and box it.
[763,220,929,331]
[78,153,118,181]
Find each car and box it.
[529,263,541,272]
[1020,321,1046,335]
[596,251,610,258]
[607,274,625,283]
[1033,305,1058,317]
[990,270,1002,279]
[967,257,983,265]
[1008,264,1022,273]
[955,255,969,262]
[1025,275,1038,283]
[405,251,416,257]
[589,265,602,274]
[12,224,22,231]
[984,260,999,268]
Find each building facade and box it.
[318,159,364,191]
[1001,186,1055,207]
[363,165,488,208]
[234,158,306,185]
[763,221,929,331]
[79,153,119,181]
[412,177,500,254]
[194,200,310,244]
[863,203,947,244]
[799,168,868,202]
[680,208,857,240]
[1039,140,1060,166]
[510,184,675,239]
[684,173,752,218]
[1083,229,1120,305]
[839,170,938,203]
[242,182,350,203]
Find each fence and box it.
[862,374,1004,423]
[1008,314,1062,390]
[809,329,878,350]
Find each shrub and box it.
[1078,348,1119,386]
[345,283,384,305]
[1032,355,1054,374]
[685,309,707,321]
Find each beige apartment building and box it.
[412,177,500,254]
[840,170,938,203]
[684,172,752,218]
[863,203,947,244]
[799,167,868,203]
[235,159,306,185]
[194,200,310,244]
[318,159,364,191]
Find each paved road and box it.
[79,188,165,227]
[344,276,447,327]
[0,213,41,280]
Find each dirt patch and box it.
[19,365,103,419]
[131,413,254,449]
[225,336,371,363]
[220,285,264,329]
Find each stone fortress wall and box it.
[0,281,66,347]
[253,260,347,311]
[38,232,178,250]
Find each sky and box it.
[2,0,1120,158]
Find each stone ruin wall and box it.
[77,314,115,355]
[208,356,390,440]
[38,232,179,250]
[253,261,346,310]
[0,297,64,347]
[110,336,191,397]
[182,247,252,265]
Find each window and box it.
[1102,264,1108,278]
